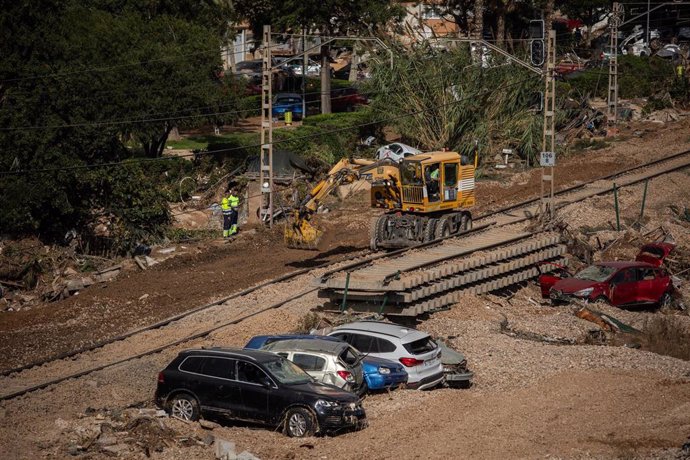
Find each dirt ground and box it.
[1,116,690,459]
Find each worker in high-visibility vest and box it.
[221,197,232,238]
[677,63,684,79]
[228,190,240,235]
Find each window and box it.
[292,353,326,371]
[422,6,442,19]
[611,268,637,284]
[340,347,360,366]
[403,337,437,355]
[179,356,204,373]
[640,268,656,281]
[444,163,458,187]
[401,162,423,185]
[349,334,396,354]
[264,359,312,385]
[198,357,236,380]
[237,361,270,385]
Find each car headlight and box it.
[378,367,391,375]
[573,287,594,297]
[315,400,340,410]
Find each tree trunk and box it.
[320,44,331,114]
[544,0,554,36]
[472,0,484,40]
[496,8,506,47]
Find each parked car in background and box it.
[288,59,321,76]
[262,339,366,394]
[245,335,407,391]
[554,54,585,78]
[272,93,303,120]
[331,87,368,112]
[375,143,421,162]
[328,321,444,390]
[154,348,366,437]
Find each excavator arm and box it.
[285,158,375,249]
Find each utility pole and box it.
[540,29,556,222]
[302,28,307,119]
[259,25,274,226]
[607,2,624,134]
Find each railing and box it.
[402,185,424,204]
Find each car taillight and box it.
[157,372,165,384]
[337,370,354,382]
[399,357,424,367]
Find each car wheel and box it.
[285,407,316,438]
[169,394,200,422]
[659,292,672,309]
[591,296,607,304]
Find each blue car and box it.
[244,335,408,391]
[272,93,303,120]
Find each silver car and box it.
[375,142,421,162]
[328,321,443,390]
[262,339,365,394]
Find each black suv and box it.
[155,348,367,437]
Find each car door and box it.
[235,361,272,423]
[190,357,242,416]
[609,268,640,306]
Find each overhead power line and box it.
[0,76,535,176]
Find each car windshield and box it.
[574,265,616,282]
[264,358,312,385]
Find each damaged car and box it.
[540,242,675,308]
[155,347,366,437]
[327,321,445,390]
[261,339,366,394]
[245,335,407,391]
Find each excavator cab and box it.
[396,152,475,213]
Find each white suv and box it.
[328,321,443,390]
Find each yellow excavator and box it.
[284,151,476,250]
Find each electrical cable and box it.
[0,76,535,176]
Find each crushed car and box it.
[539,243,675,308]
[155,347,366,437]
[436,339,473,388]
[261,339,366,394]
[244,334,407,391]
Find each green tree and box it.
[0,0,236,245]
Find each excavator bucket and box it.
[285,215,323,250]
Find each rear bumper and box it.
[406,371,444,390]
[365,372,408,390]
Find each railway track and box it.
[316,148,690,315]
[2,149,689,402]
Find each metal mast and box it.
[540,29,556,222]
[260,25,274,226]
[607,3,624,133]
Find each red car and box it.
[539,243,675,308]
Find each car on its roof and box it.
[327,321,444,390]
[245,335,407,391]
[375,143,421,162]
[262,339,366,394]
[154,347,367,437]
